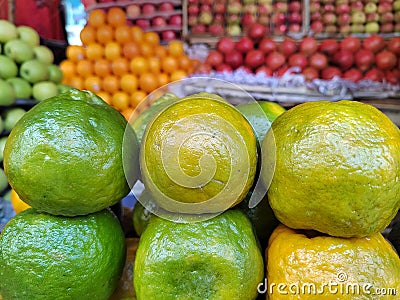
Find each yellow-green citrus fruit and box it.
[134,209,264,300]
[3,89,139,216]
[0,208,126,300]
[131,92,179,143]
[140,93,257,216]
[265,224,400,300]
[262,100,400,237]
[237,100,286,145]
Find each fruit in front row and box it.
[0,208,126,300]
[265,224,400,299]
[3,89,140,216]
[134,209,264,300]
[262,100,400,238]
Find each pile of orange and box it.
[60,7,195,120]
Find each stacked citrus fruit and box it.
[0,89,140,299]
[261,100,400,299]
[60,7,196,120]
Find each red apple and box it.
[288,12,302,24]
[355,49,375,72]
[209,23,224,35]
[247,23,267,42]
[385,69,400,85]
[195,63,212,74]
[235,37,254,54]
[279,38,297,57]
[213,3,226,14]
[387,37,400,55]
[302,66,319,81]
[256,65,273,76]
[126,4,141,18]
[309,52,328,70]
[142,3,157,15]
[169,15,182,26]
[135,19,150,30]
[299,37,318,56]
[258,38,276,54]
[245,49,265,69]
[321,67,342,80]
[289,1,302,12]
[340,36,361,53]
[310,21,324,33]
[336,3,350,14]
[319,39,339,56]
[242,13,256,30]
[188,4,199,15]
[217,37,235,55]
[205,50,224,67]
[152,16,167,27]
[376,50,397,70]
[288,53,308,70]
[364,68,385,81]
[343,68,363,82]
[380,23,394,33]
[191,24,207,34]
[159,2,175,12]
[265,51,286,71]
[224,50,243,69]
[216,64,233,73]
[363,35,385,53]
[333,50,355,71]
[161,30,177,41]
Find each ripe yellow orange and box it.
[148,57,161,74]
[66,45,85,62]
[107,7,127,28]
[158,72,169,87]
[122,41,141,59]
[80,25,97,45]
[94,59,111,77]
[120,73,138,94]
[140,42,154,58]
[68,76,85,90]
[154,45,168,59]
[104,41,121,60]
[130,56,148,75]
[76,59,94,78]
[161,56,178,74]
[59,59,76,79]
[111,91,130,111]
[85,43,104,61]
[84,75,102,92]
[139,72,159,93]
[131,26,144,43]
[179,56,192,72]
[111,57,129,77]
[168,40,184,58]
[87,9,106,28]
[115,25,132,44]
[95,90,112,105]
[96,24,114,45]
[143,31,160,46]
[130,90,147,108]
[102,75,120,94]
[170,70,187,82]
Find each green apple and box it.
[48,64,63,83]
[0,55,18,79]
[0,136,7,162]
[0,168,8,194]
[7,77,32,99]
[0,20,18,43]
[33,45,54,64]
[0,79,16,106]
[17,25,40,47]
[32,81,59,101]
[20,59,49,83]
[2,107,26,132]
[4,39,34,63]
